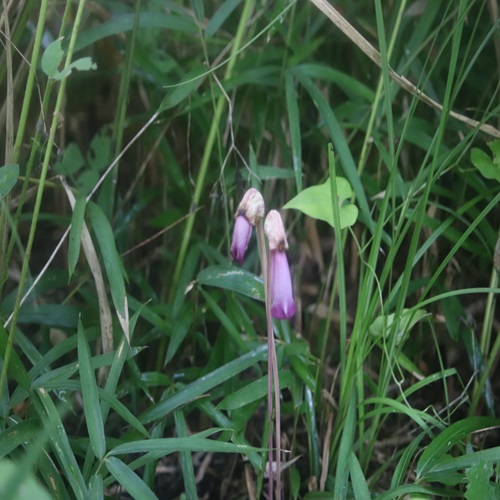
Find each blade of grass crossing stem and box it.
[328,146,347,376]
[32,387,88,498]
[98,389,148,436]
[105,456,157,500]
[78,320,106,460]
[292,69,374,234]
[140,345,267,424]
[174,410,198,499]
[334,390,356,500]
[196,399,262,470]
[285,71,302,193]
[87,202,129,343]
[109,437,260,456]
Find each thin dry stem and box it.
[308,0,500,139]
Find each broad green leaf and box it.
[88,131,112,171]
[369,308,428,345]
[283,177,358,229]
[53,143,85,176]
[292,69,373,232]
[87,202,129,342]
[139,345,267,424]
[41,37,64,78]
[416,417,500,478]
[41,37,96,80]
[197,265,264,301]
[68,197,86,279]
[78,320,106,459]
[105,457,157,500]
[0,164,19,199]
[465,462,496,500]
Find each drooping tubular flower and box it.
[231,188,265,264]
[264,210,296,319]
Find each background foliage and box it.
[1,0,500,498]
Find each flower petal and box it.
[231,215,252,264]
[270,250,296,319]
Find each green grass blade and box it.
[32,387,88,498]
[139,345,267,424]
[197,265,264,301]
[350,451,371,500]
[87,202,129,342]
[334,390,356,500]
[77,319,106,460]
[174,411,198,499]
[68,196,86,279]
[416,416,500,479]
[105,456,158,500]
[285,72,302,192]
[109,436,260,456]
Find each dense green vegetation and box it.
[1,0,499,498]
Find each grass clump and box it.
[0,0,499,498]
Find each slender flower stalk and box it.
[231,191,295,500]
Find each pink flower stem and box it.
[256,219,281,500]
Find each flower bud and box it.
[264,210,295,319]
[231,215,252,264]
[236,188,265,225]
[231,188,265,265]
[269,249,296,319]
[264,210,288,251]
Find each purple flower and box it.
[231,214,252,264]
[270,249,296,319]
[231,188,265,265]
[264,210,296,319]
